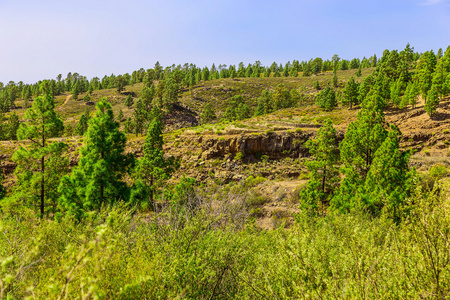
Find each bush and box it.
[234,151,244,160]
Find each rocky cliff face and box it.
[199,131,314,160]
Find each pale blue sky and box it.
[0,0,449,83]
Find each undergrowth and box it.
[0,184,449,299]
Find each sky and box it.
[0,0,449,84]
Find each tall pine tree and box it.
[131,108,179,207]
[58,99,133,219]
[300,119,339,214]
[12,94,65,217]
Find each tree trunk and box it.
[41,156,44,218]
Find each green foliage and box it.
[234,151,244,160]
[415,50,437,98]
[273,83,294,109]
[0,169,5,200]
[131,107,179,206]
[300,119,339,214]
[313,80,320,90]
[58,99,133,219]
[429,163,448,181]
[223,95,250,121]
[425,84,439,116]
[2,186,450,298]
[363,127,413,220]
[342,76,359,109]
[315,85,337,111]
[117,109,124,122]
[244,175,266,187]
[200,102,216,124]
[83,93,91,103]
[8,94,65,217]
[133,98,146,136]
[0,112,20,141]
[124,94,134,108]
[75,108,90,136]
[332,100,388,212]
[124,116,134,134]
[254,89,273,116]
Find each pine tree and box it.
[300,119,339,214]
[200,102,216,124]
[131,108,179,206]
[331,100,388,212]
[316,85,337,111]
[409,81,420,108]
[314,80,321,90]
[71,81,80,100]
[58,99,133,219]
[75,108,90,136]
[83,93,91,103]
[356,64,362,77]
[416,50,437,98]
[117,109,124,122]
[273,84,291,109]
[425,84,439,117]
[364,126,412,220]
[133,99,146,136]
[12,94,65,217]
[390,80,402,107]
[342,76,359,109]
[140,85,154,111]
[124,117,134,134]
[432,59,447,97]
[124,94,134,108]
[332,73,338,88]
[6,112,20,140]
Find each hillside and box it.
[2,68,450,228]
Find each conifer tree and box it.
[75,108,90,136]
[71,81,80,100]
[273,84,291,109]
[390,80,402,107]
[332,73,338,88]
[133,98,146,136]
[316,85,337,111]
[83,93,91,103]
[140,85,154,111]
[6,112,20,140]
[409,81,420,108]
[314,80,321,90]
[125,94,134,108]
[300,119,339,214]
[342,76,359,109]
[200,102,216,124]
[416,50,437,98]
[356,64,362,77]
[115,75,127,93]
[12,94,65,217]
[331,100,387,212]
[364,126,412,220]
[131,108,178,206]
[117,109,124,122]
[123,116,133,134]
[425,84,439,117]
[58,99,133,219]
[432,59,447,97]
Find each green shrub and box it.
[234,151,244,160]
[244,175,267,187]
[429,163,448,181]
